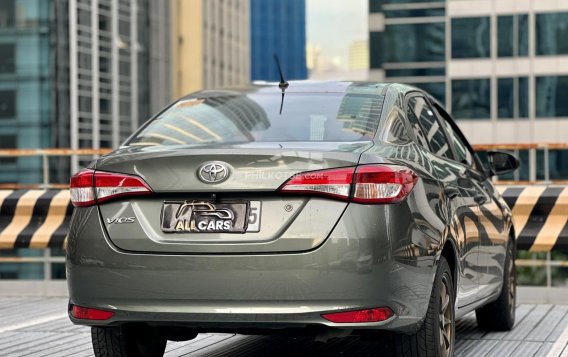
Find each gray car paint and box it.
[67,81,513,335]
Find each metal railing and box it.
[0,148,111,189]
[0,250,66,281]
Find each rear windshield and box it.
[127,92,383,146]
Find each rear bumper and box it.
[66,204,438,333]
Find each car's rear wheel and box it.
[391,256,455,357]
[475,237,516,331]
[92,324,167,357]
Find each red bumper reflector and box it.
[70,305,115,320]
[321,307,394,323]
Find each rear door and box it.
[406,94,480,307]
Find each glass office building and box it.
[0,0,51,183]
[0,0,171,183]
[250,0,307,81]
[0,0,171,281]
[369,0,568,180]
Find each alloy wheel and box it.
[439,275,453,357]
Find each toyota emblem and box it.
[198,162,230,184]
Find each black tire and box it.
[475,238,516,331]
[391,256,455,357]
[92,324,167,357]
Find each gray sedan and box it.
[66,81,519,357]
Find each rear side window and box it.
[407,96,452,159]
[432,103,476,168]
[127,92,383,146]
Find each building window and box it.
[451,79,491,119]
[384,7,444,19]
[119,60,130,75]
[451,17,490,58]
[498,77,528,119]
[51,263,66,279]
[369,0,381,13]
[79,96,92,113]
[0,0,15,27]
[99,56,110,73]
[536,12,568,56]
[120,101,131,116]
[78,53,91,70]
[100,98,111,114]
[498,14,528,57]
[536,76,568,117]
[99,14,109,31]
[119,19,130,36]
[385,68,445,77]
[549,150,568,180]
[407,82,446,105]
[0,90,16,118]
[77,9,91,27]
[369,31,383,69]
[380,22,445,63]
[0,134,16,148]
[0,134,17,163]
[0,43,15,73]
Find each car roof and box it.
[180,80,427,99]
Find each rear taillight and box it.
[321,307,394,323]
[279,165,417,204]
[70,169,152,207]
[279,167,354,201]
[352,165,418,204]
[70,305,114,320]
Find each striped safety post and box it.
[498,185,568,252]
[0,190,72,249]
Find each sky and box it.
[306,0,368,74]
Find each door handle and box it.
[444,186,460,199]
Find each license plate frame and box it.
[160,200,261,233]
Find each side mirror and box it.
[487,151,520,176]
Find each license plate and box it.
[161,201,261,233]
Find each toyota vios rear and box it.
[67,82,516,357]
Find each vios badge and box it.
[106,217,135,224]
[198,161,230,184]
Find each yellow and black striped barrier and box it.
[0,187,566,252]
[0,190,71,249]
[497,185,568,252]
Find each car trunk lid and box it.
[96,141,372,254]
